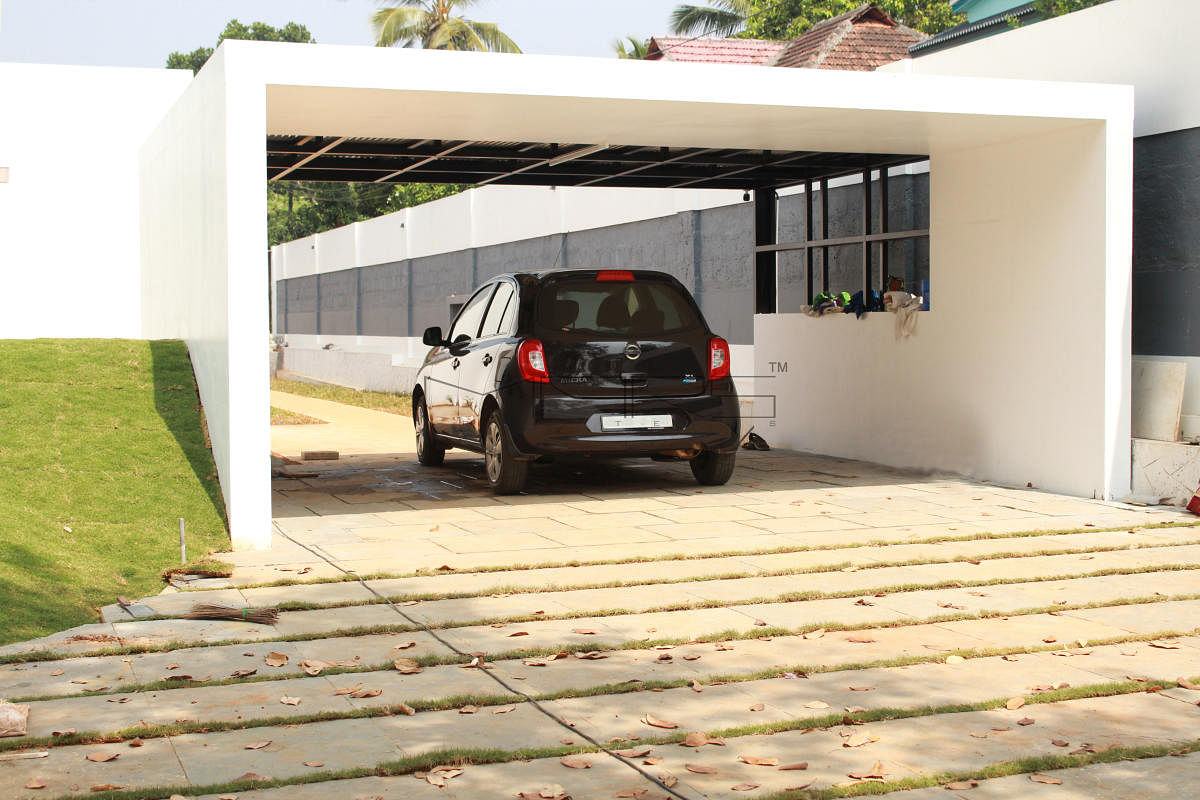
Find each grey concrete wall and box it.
[276,174,930,346]
[279,348,419,394]
[1133,125,1200,356]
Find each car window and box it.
[479,282,516,338]
[536,279,701,337]
[448,285,495,343]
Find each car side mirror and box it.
[422,326,444,347]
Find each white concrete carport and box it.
[138,41,1132,551]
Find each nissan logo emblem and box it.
[624,343,642,360]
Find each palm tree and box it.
[372,0,521,52]
[613,36,650,59]
[670,0,752,38]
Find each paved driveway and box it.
[2,396,1199,799]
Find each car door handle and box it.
[452,358,460,369]
[482,354,493,366]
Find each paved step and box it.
[99,527,1200,622]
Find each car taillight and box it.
[596,270,635,281]
[517,339,550,383]
[708,336,730,380]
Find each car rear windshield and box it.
[536,276,703,337]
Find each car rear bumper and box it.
[500,379,741,458]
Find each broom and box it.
[183,603,280,625]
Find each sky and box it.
[0,0,685,68]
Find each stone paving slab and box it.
[889,751,1200,800]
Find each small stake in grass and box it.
[179,517,186,565]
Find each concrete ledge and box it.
[278,347,419,393]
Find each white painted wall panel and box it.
[756,117,1131,500]
[0,63,190,338]
[887,0,1197,138]
[315,225,355,274]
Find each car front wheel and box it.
[484,410,528,494]
[690,450,735,486]
[414,397,445,466]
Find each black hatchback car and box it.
[412,269,740,493]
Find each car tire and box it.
[414,397,445,466]
[484,410,528,494]
[690,450,735,486]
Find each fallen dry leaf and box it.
[51,729,76,737]
[848,761,886,780]
[642,714,678,729]
[523,660,547,667]
[1030,773,1063,785]
[86,752,119,763]
[235,772,271,782]
[644,756,663,765]
[683,653,701,661]
[1051,739,1069,747]
[50,669,64,677]
[690,680,703,693]
[24,779,46,790]
[715,642,734,651]
[89,785,124,792]
[350,688,382,699]
[230,669,257,679]
[1002,655,1020,662]
[392,641,417,651]
[749,703,765,712]
[1006,697,1025,711]
[493,705,516,714]
[1177,677,1200,691]
[280,696,301,706]
[1017,717,1035,726]
[127,739,144,748]
[572,628,598,635]
[264,652,288,667]
[575,651,607,660]
[843,731,880,748]
[614,746,652,758]
[738,755,778,766]
[803,700,830,709]
[1150,641,1181,650]
[459,705,478,714]
[682,731,709,748]
[731,784,760,791]
[393,658,423,674]
[685,763,719,774]
[779,762,809,771]
[945,780,980,790]
[333,684,362,696]
[659,772,678,788]
[846,635,875,644]
[397,703,416,715]
[304,761,324,768]
[244,741,271,751]
[849,686,875,692]
[106,697,131,704]
[559,755,591,769]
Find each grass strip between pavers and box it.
[6,582,1200,671]
[107,559,1200,624]
[208,520,1200,591]
[41,687,1200,800]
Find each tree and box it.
[166,19,315,74]
[670,1,962,39]
[373,0,521,52]
[1034,0,1110,16]
[614,36,650,59]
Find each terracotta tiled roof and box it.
[644,4,925,72]
[644,36,788,65]
[771,4,926,70]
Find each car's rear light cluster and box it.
[708,336,730,380]
[517,339,550,383]
[596,270,635,281]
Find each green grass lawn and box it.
[270,406,326,425]
[0,339,229,646]
[271,377,412,416]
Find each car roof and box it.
[487,269,677,283]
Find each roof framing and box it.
[266,136,925,190]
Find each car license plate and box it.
[601,414,672,431]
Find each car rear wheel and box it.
[484,410,528,494]
[414,397,445,466]
[690,450,735,486]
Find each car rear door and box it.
[457,279,519,443]
[535,272,709,401]
[441,283,496,441]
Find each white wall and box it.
[271,184,742,282]
[885,0,1199,138]
[0,63,190,338]
[757,114,1133,500]
[140,48,271,551]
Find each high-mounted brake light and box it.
[517,339,550,383]
[596,270,635,282]
[708,336,730,380]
